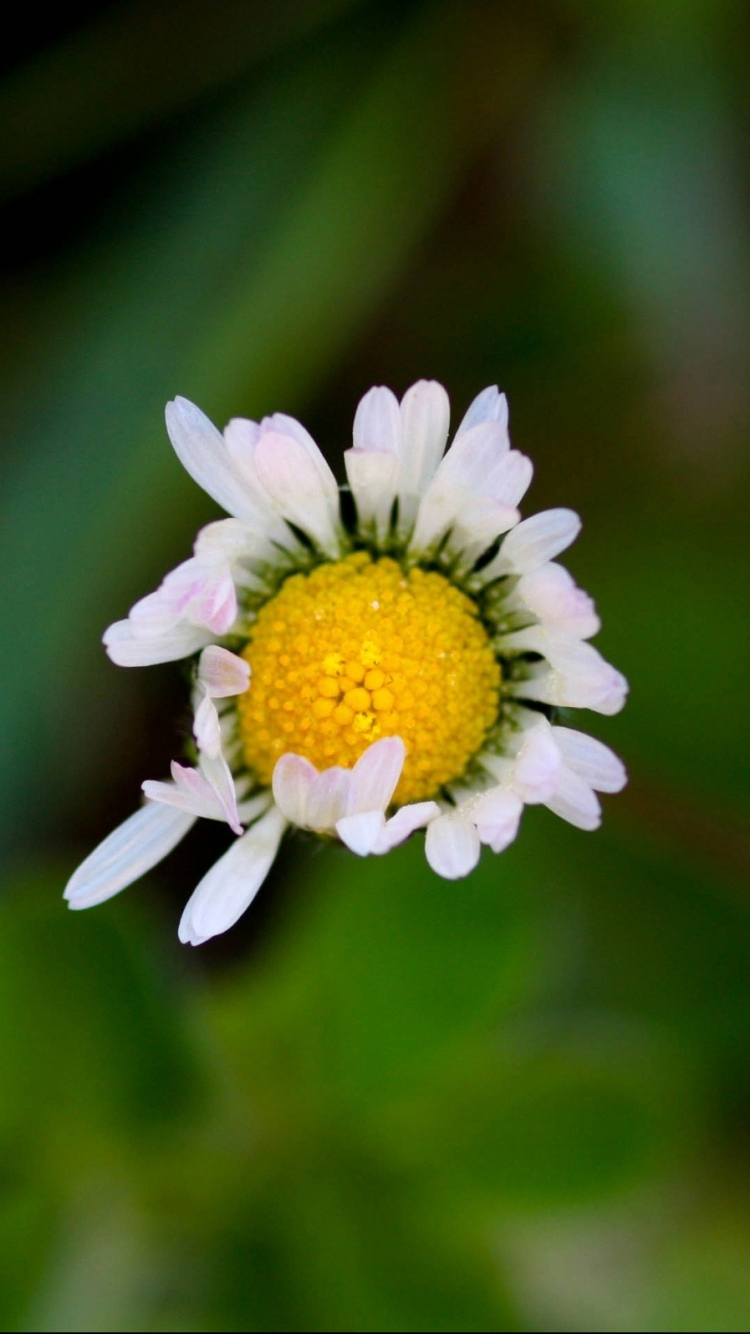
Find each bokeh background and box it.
[1,1,749,1329]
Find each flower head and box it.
[65,382,628,943]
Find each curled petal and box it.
[65,803,195,910]
[199,645,250,698]
[516,563,600,640]
[178,805,287,946]
[336,799,439,856]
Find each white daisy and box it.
[65,382,628,943]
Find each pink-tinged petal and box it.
[376,801,440,851]
[455,385,509,437]
[552,727,627,793]
[65,803,195,910]
[425,814,481,879]
[199,645,250,698]
[165,397,261,525]
[178,805,287,946]
[193,690,222,759]
[103,619,213,666]
[470,788,523,853]
[545,767,602,831]
[272,753,318,826]
[305,766,351,831]
[255,431,341,556]
[349,736,406,815]
[513,723,563,804]
[353,385,402,454]
[336,810,385,856]
[192,567,238,635]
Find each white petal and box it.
[193,689,222,758]
[103,619,213,666]
[425,814,481,879]
[349,736,405,815]
[397,380,450,532]
[515,563,600,639]
[199,645,250,698]
[552,727,627,793]
[512,721,564,803]
[335,809,385,856]
[470,787,523,853]
[344,448,399,538]
[197,752,243,835]
[272,753,317,826]
[376,800,440,851]
[222,420,295,545]
[65,803,194,910]
[455,385,509,437]
[353,385,402,453]
[165,397,261,525]
[336,798,439,856]
[178,805,287,946]
[545,767,602,831]
[432,420,511,493]
[485,449,533,508]
[254,431,341,556]
[482,508,582,580]
[305,766,352,830]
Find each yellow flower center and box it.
[238,554,500,803]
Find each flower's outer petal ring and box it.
[104,619,213,666]
[470,787,523,853]
[178,805,287,946]
[65,803,195,910]
[425,814,481,879]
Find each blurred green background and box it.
[1,1,749,1329]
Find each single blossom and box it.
[66,380,628,943]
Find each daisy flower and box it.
[65,382,628,945]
